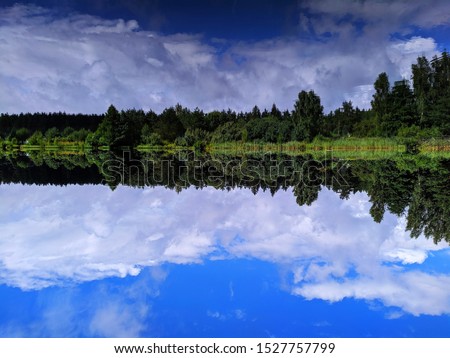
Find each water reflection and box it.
[0,151,449,337]
[2,151,450,243]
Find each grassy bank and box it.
[419,138,450,152]
[3,137,450,159]
[208,137,405,153]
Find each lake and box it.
[0,150,449,337]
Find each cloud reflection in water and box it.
[1,184,449,314]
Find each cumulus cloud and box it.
[0,184,449,316]
[0,2,445,114]
[387,37,439,79]
[293,271,450,316]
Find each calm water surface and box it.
[0,151,449,337]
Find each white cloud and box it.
[0,2,444,114]
[387,37,438,79]
[89,300,146,337]
[0,183,449,317]
[294,271,450,316]
[298,0,450,32]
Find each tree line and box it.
[1,51,449,150]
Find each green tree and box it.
[94,105,130,147]
[412,56,432,124]
[27,130,44,145]
[205,110,228,131]
[44,127,60,140]
[177,104,207,131]
[153,107,185,142]
[428,52,450,133]
[270,103,282,120]
[61,127,75,138]
[353,114,378,137]
[142,132,163,146]
[110,110,129,147]
[210,121,243,143]
[251,105,262,119]
[371,72,390,122]
[68,128,90,142]
[406,164,450,244]
[292,90,323,141]
[328,101,358,137]
[381,80,417,135]
[15,128,30,143]
[95,105,116,145]
[121,109,145,147]
[246,116,282,143]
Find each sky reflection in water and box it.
[0,184,449,337]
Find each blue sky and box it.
[0,0,449,114]
[1,184,450,337]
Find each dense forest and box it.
[1,52,449,150]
